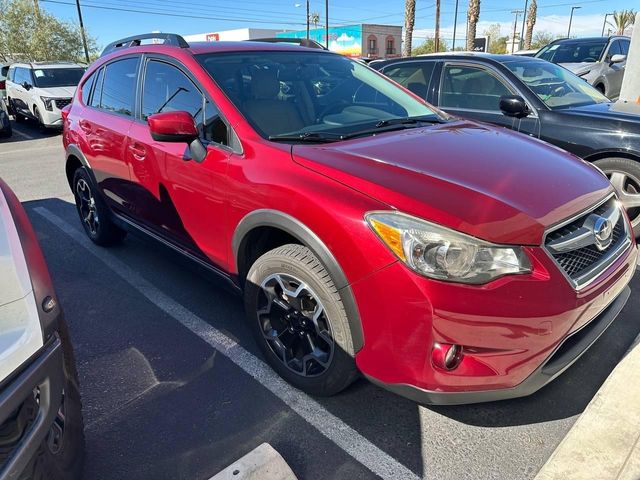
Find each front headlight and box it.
[366,212,532,284]
[40,97,54,111]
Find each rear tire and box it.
[594,157,640,238]
[72,168,127,246]
[19,318,85,480]
[244,244,358,396]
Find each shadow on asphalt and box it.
[23,197,640,479]
[0,117,61,144]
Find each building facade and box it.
[183,28,283,43]
[276,24,402,60]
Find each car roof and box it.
[186,41,335,55]
[371,52,546,68]
[9,61,85,69]
[548,36,628,45]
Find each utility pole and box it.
[568,6,581,38]
[520,0,528,49]
[511,9,523,54]
[75,0,90,63]
[452,0,459,50]
[434,0,441,52]
[306,0,310,40]
[325,0,329,48]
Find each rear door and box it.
[435,62,540,136]
[379,61,438,103]
[125,56,233,267]
[80,56,140,212]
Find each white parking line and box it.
[0,145,57,155]
[34,206,420,480]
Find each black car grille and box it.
[54,98,72,110]
[545,197,629,287]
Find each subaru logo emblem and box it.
[593,216,613,251]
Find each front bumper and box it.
[0,337,64,479]
[352,239,637,405]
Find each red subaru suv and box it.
[62,33,637,404]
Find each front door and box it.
[437,62,540,137]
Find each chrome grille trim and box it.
[543,194,632,291]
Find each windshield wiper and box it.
[375,115,445,128]
[268,132,342,143]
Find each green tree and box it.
[0,0,98,63]
[483,24,507,54]
[530,30,559,50]
[309,12,320,30]
[413,37,448,55]
[607,10,636,35]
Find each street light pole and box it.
[602,13,612,36]
[567,6,581,38]
[325,0,329,48]
[306,0,310,40]
[452,0,459,50]
[75,0,90,63]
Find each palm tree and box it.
[466,0,481,51]
[310,11,320,30]
[435,0,441,53]
[524,0,537,50]
[608,10,636,35]
[403,0,416,56]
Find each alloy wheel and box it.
[257,273,334,377]
[607,170,640,231]
[76,178,99,236]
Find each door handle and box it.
[128,143,146,160]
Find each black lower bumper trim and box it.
[0,337,64,480]
[367,285,631,406]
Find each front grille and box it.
[545,196,630,288]
[54,98,72,110]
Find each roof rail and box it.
[252,38,328,50]
[100,33,189,57]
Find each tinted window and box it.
[32,68,84,88]
[620,40,630,55]
[537,41,607,63]
[440,65,511,111]
[101,58,139,116]
[90,68,104,108]
[13,67,32,85]
[80,72,95,105]
[607,41,622,59]
[383,62,436,99]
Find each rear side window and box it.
[90,68,104,108]
[382,62,436,99]
[101,57,139,116]
[80,72,95,105]
[440,65,512,111]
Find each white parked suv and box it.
[6,62,85,129]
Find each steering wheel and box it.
[551,85,567,96]
[317,100,350,122]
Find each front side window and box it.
[620,40,630,56]
[606,41,622,60]
[13,68,31,86]
[32,68,84,88]
[536,41,607,63]
[505,59,609,109]
[101,58,139,117]
[440,65,512,111]
[197,51,442,141]
[142,60,227,145]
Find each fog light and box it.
[432,342,463,370]
[42,296,56,313]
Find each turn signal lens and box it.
[368,217,406,261]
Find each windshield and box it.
[536,41,607,63]
[32,68,85,88]
[196,51,444,141]
[505,60,609,109]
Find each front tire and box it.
[594,157,640,238]
[72,168,126,246]
[19,318,85,480]
[244,244,358,396]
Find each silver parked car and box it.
[536,36,630,99]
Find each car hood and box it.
[34,85,76,97]
[0,189,32,307]
[556,102,640,125]
[293,121,612,245]
[560,62,598,75]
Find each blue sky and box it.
[40,0,633,48]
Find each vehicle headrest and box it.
[251,68,280,99]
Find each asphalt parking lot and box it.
[2,119,640,480]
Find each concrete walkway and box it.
[535,335,640,480]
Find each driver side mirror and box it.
[610,54,626,65]
[147,111,206,162]
[499,95,531,119]
[22,81,32,91]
